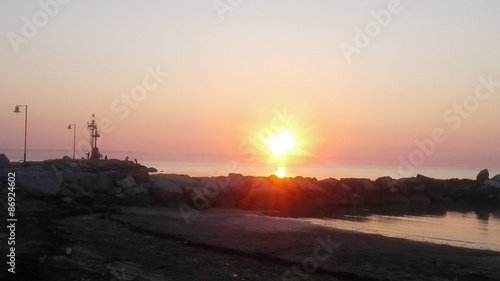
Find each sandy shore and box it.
[113,207,500,281]
[4,196,499,281]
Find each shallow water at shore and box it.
[303,210,500,252]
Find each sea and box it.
[2,148,500,252]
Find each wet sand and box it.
[3,198,500,281]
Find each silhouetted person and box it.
[104,155,108,160]
[134,158,138,164]
[125,156,129,161]
[86,152,90,159]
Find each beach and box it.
[3,201,500,281]
[1,157,500,280]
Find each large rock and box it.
[119,185,151,206]
[348,194,365,207]
[294,177,331,207]
[239,181,291,210]
[149,175,187,207]
[492,174,500,182]
[383,193,410,207]
[341,178,379,194]
[154,174,199,188]
[216,173,249,207]
[318,178,340,191]
[476,169,489,183]
[471,185,499,204]
[17,170,61,197]
[484,179,500,190]
[332,189,350,206]
[79,173,114,194]
[375,176,397,193]
[417,174,449,201]
[0,154,11,169]
[448,184,473,200]
[410,192,431,209]
[83,159,150,173]
[117,174,136,189]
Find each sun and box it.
[275,167,286,178]
[268,130,295,156]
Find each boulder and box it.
[66,182,86,195]
[117,174,136,189]
[448,184,473,200]
[375,176,397,193]
[294,177,331,207]
[471,185,499,204]
[17,170,61,197]
[493,174,500,182]
[383,193,410,207]
[239,182,291,210]
[79,173,114,194]
[59,186,76,198]
[348,194,365,207]
[410,192,431,209]
[417,174,449,201]
[332,189,350,206]
[61,156,79,169]
[0,154,11,169]
[130,170,151,184]
[217,173,249,207]
[149,175,186,207]
[476,169,489,183]
[341,178,379,194]
[109,187,124,195]
[119,185,151,206]
[484,179,500,190]
[319,178,340,191]
[153,174,199,188]
[375,177,411,196]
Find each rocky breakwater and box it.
[149,169,500,215]
[1,153,499,214]
[0,154,157,210]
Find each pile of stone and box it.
[1,153,499,214]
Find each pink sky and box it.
[1,1,500,172]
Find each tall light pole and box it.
[67,124,76,160]
[13,105,28,164]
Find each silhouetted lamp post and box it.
[13,105,28,164]
[67,124,76,160]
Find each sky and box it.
[1,0,500,173]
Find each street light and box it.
[13,105,28,164]
[67,124,76,160]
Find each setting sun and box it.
[268,130,295,156]
[275,167,286,178]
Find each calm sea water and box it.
[306,210,500,252]
[142,161,500,180]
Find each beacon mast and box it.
[87,114,100,160]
